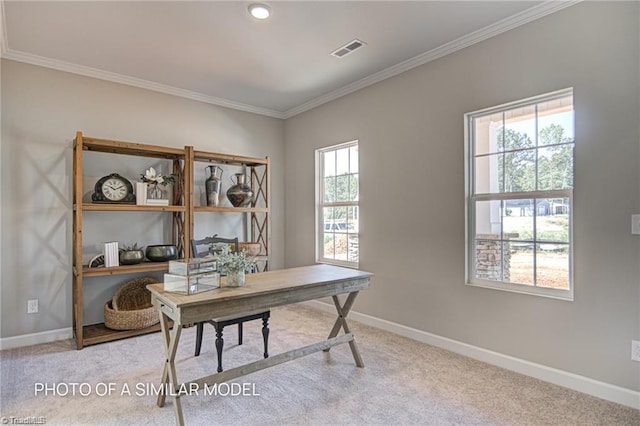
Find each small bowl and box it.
[145,244,178,262]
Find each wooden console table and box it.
[147,264,373,425]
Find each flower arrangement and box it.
[140,167,176,186]
[215,245,255,273]
[141,167,176,200]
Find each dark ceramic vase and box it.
[226,173,254,207]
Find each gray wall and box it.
[284,2,639,391]
[1,60,285,335]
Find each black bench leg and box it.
[215,326,224,373]
[262,314,269,359]
[194,322,204,357]
[238,323,243,345]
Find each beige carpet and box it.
[1,304,638,425]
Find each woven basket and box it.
[104,300,159,330]
[105,276,159,330]
[238,242,261,256]
[112,276,157,311]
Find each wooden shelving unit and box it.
[72,133,270,349]
[190,149,270,272]
[72,132,191,349]
[81,203,186,212]
[80,262,171,277]
[81,323,163,347]
[193,206,269,213]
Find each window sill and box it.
[317,258,360,269]
[466,279,574,301]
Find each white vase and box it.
[226,270,245,287]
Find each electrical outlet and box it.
[27,299,38,314]
[632,215,640,235]
[632,340,640,362]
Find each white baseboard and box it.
[0,327,73,350]
[302,300,640,410]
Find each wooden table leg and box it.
[156,311,185,425]
[323,291,364,367]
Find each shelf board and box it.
[80,203,185,212]
[80,136,185,159]
[82,322,166,347]
[194,206,268,213]
[193,150,268,167]
[83,262,169,277]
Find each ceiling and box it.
[1,1,577,118]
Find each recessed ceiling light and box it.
[249,4,271,20]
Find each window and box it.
[316,141,359,267]
[465,89,574,299]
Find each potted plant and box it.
[119,243,145,265]
[216,245,255,287]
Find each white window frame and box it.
[315,140,359,268]
[464,88,574,300]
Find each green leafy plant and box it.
[122,243,143,251]
[216,245,255,272]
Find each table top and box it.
[147,264,373,309]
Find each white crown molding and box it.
[302,300,640,410]
[0,0,580,119]
[281,0,582,119]
[1,48,286,119]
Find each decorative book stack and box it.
[146,199,169,206]
[164,258,220,294]
[103,242,119,267]
[135,182,147,205]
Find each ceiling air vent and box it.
[331,39,366,58]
